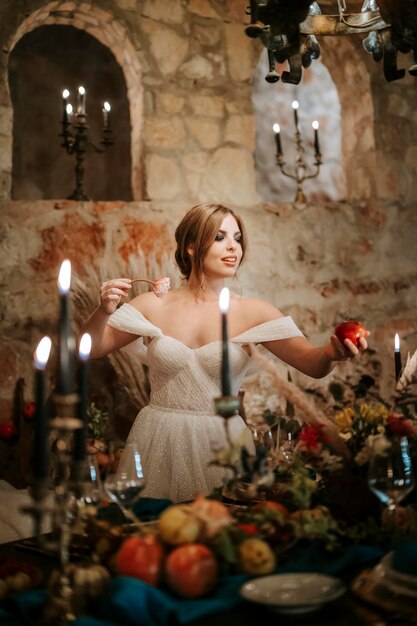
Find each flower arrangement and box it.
[228,345,417,540]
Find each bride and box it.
[81,203,368,502]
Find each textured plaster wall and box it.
[0,0,416,429]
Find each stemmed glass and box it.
[368,436,415,517]
[104,442,145,526]
[276,416,302,462]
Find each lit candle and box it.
[62,89,69,123]
[33,337,52,481]
[77,86,86,115]
[219,287,231,397]
[312,120,320,156]
[66,103,73,120]
[103,101,111,130]
[394,333,402,381]
[57,259,75,395]
[273,123,283,156]
[73,333,92,463]
[292,100,299,131]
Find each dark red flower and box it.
[298,424,324,452]
[387,414,416,437]
[236,523,258,535]
[23,402,36,420]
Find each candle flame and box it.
[273,123,280,133]
[78,85,86,95]
[219,287,230,314]
[79,333,92,360]
[58,259,71,294]
[34,336,52,370]
[66,103,73,115]
[292,100,299,110]
[394,333,400,352]
[312,120,319,130]
[62,89,70,99]
[103,101,111,112]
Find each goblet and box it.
[368,436,415,515]
[104,442,145,525]
[276,416,302,462]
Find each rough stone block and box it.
[146,154,181,200]
[141,20,189,76]
[185,118,221,149]
[144,117,186,149]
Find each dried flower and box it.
[396,348,417,391]
[130,276,171,297]
[152,276,171,297]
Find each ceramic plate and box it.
[240,573,346,615]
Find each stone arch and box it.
[5,1,143,200]
[253,34,376,204]
[319,36,377,202]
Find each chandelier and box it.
[245,1,417,84]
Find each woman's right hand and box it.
[99,278,132,315]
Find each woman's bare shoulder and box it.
[127,288,182,316]
[232,294,284,325]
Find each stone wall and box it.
[0,0,417,432]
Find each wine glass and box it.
[104,442,145,525]
[368,436,415,516]
[77,454,104,511]
[276,416,302,462]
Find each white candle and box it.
[103,101,111,130]
[62,89,69,123]
[292,100,299,131]
[312,120,320,156]
[272,123,283,156]
[77,86,86,115]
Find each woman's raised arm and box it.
[81,278,138,358]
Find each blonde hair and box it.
[174,203,247,283]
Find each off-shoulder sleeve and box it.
[231,316,304,344]
[107,303,163,338]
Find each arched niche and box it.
[5,1,143,201]
[253,34,376,204]
[9,25,132,201]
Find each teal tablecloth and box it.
[0,542,385,626]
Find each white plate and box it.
[240,573,346,615]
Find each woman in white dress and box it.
[82,203,368,502]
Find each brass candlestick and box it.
[274,101,322,206]
[60,87,113,201]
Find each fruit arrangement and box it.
[112,495,339,599]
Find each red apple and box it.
[0,421,17,441]
[165,544,218,598]
[115,534,164,586]
[335,320,367,347]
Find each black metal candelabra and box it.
[60,89,113,201]
[274,101,322,206]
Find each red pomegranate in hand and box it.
[335,320,367,347]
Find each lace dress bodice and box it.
[108,304,303,502]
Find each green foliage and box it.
[87,403,109,440]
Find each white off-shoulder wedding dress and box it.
[108,303,303,502]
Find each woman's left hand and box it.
[328,332,369,361]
